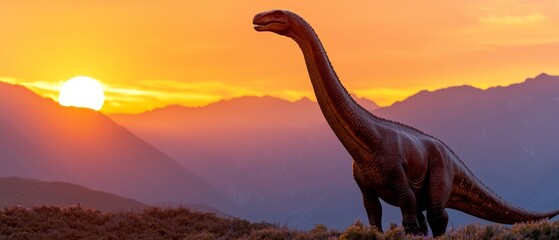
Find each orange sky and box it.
[1,1,558,114]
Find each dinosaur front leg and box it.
[388,169,421,235]
[362,193,383,232]
[397,187,421,235]
[353,161,383,231]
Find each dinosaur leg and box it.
[362,192,383,232]
[427,204,448,237]
[353,161,383,231]
[392,172,421,235]
[417,211,429,235]
[397,187,421,235]
[426,166,451,237]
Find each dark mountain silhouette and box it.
[0,177,148,211]
[110,73,559,230]
[0,82,229,211]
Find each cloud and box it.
[99,80,269,114]
[0,77,63,101]
[479,13,546,25]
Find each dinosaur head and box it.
[253,10,291,35]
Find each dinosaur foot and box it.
[402,221,422,236]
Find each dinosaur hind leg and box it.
[427,204,448,237]
[425,165,451,237]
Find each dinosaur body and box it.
[253,10,559,236]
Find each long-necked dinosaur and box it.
[253,9,559,237]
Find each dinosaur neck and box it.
[287,20,375,155]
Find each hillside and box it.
[110,73,559,230]
[0,177,147,212]
[0,82,230,211]
[0,206,557,239]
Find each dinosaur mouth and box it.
[253,24,268,31]
[253,22,287,31]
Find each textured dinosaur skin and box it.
[253,10,559,236]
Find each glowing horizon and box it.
[1,1,557,114]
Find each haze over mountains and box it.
[111,73,559,229]
[111,96,361,227]
[1,73,558,230]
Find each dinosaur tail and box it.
[448,168,559,224]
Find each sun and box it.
[58,76,105,111]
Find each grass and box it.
[0,206,558,239]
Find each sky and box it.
[0,0,558,114]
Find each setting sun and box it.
[58,76,105,111]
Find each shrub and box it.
[1,206,558,240]
[339,220,383,240]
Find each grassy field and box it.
[0,206,558,239]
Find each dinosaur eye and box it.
[274,12,280,18]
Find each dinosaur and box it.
[253,9,559,237]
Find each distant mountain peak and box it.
[495,73,559,92]
[527,73,559,83]
[534,72,551,79]
[396,85,482,106]
[350,93,380,111]
[295,96,314,104]
[432,85,481,93]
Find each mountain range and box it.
[0,83,230,211]
[1,73,558,230]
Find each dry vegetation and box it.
[0,206,558,239]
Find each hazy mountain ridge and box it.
[111,94,360,228]
[0,82,230,211]
[111,73,559,229]
[0,177,148,211]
